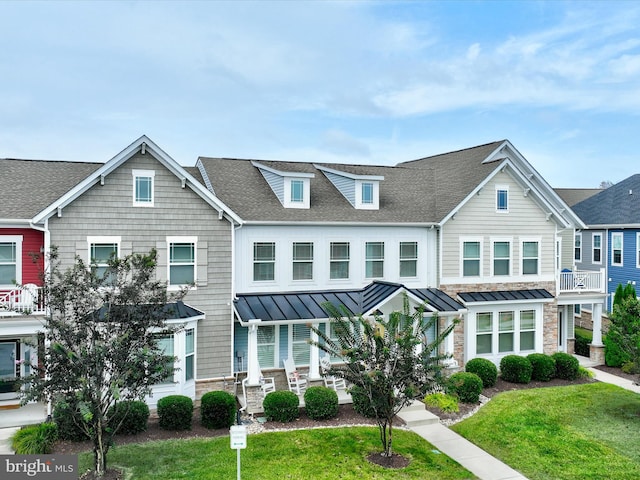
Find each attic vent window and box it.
[132,169,155,207]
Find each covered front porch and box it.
[233,281,465,414]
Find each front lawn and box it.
[79,426,476,479]
[452,383,640,480]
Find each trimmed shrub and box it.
[157,395,193,431]
[12,423,58,454]
[527,353,556,382]
[263,390,300,423]
[574,330,591,357]
[579,366,595,379]
[201,390,237,429]
[552,352,580,380]
[465,358,498,388]
[500,355,532,384]
[348,385,376,418]
[304,386,339,420]
[53,399,89,441]
[447,372,483,403]
[604,334,630,367]
[622,361,640,375]
[423,392,459,413]
[107,400,149,435]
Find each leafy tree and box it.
[310,295,456,458]
[607,296,640,374]
[23,247,186,478]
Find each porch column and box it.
[246,319,261,385]
[309,325,320,380]
[443,316,458,368]
[591,303,603,346]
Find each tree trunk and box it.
[93,423,107,477]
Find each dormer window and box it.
[133,169,155,207]
[362,182,374,204]
[315,165,383,210]
[355,179,380,210]
[284,177,310,208]
[252,161,314,209]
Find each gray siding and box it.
[47,153,233,379]
[324,171,355,206]
[259,169,284,204]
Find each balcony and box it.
[557,269,606,295]
[0,284,45,316]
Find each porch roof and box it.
[234,281,464,322]
[458,289,554,304]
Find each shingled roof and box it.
[554,188,602,207]
[0,159,102,219]
[572,174,640,226]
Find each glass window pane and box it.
[330,261,349,279]
[523,241,538,257]
[497,190,508,210]
[293,243,313,261]
[613,235,622,249]
[499,312,514,331]
[523,259,538,275]
[362,183,373,204]
[291,180,304,202]
[330,242,349,260]
[258,345,275,368]
[136,177,152,202]
[366,260,384,278]
[494,242,509,258]
[400,260,417,277]
[254,243,275,261]
[400,242,417,259]
[499,333,514,352]
[0,243,16,262]
[463,260,480,276]
[365,242,384,259]
[170,265,194,284]
[464,242,480,258]
[292,324,310,365]
[0,265,16,284]
[185,355,194,381]
[91,244,117,264]
[520,311,535,330]
[254,263,274,281]
[185,329,195,354]
[170,244,194,263]
[476,334,492,354]
[477,313,492,332]
[520,331,535,350]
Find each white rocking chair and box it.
[283,357,308,395]
[320,356,346,391]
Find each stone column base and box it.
[589,344,605,365]
[567,339,575,355]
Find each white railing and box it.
[558,269,606,294]
[0,284,45,315]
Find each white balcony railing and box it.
[0,284,45,315]
[558,269,606,294]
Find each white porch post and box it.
[591,303,604,347]
[443,316,458,368]
[246,319,261,385]
[309,325,320,380]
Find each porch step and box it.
[398,401,439,427]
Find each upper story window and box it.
[330,242,349,280]
[574,233,582,262]
[612,232,623,266]
[355,180,381,210]
[362,183,374,204]
[88,237,120,281]
[168,237,196,287]
[492,240,511,276]
[496,186,509,212]
[365,242,384,278]
[593,233,602,264]
[0,236,21,287]
[399,242,418,277]
[284,177,311,208]
[132,169,155,207]
[292,242,313,280]
[253,242,275,281]
[522,240,539,275]
[290,180,304,203]
[462,240,481,277]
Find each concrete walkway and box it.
[0,426,18,454]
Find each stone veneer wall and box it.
[439,281,558,367]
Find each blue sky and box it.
[2,1,640,188]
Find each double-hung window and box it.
[168,239,196,286]
[292,242,313,280]
[132,169,155,207]
[257,325,277,369]
[612,233,623,266]
[253,242,275,281]
[593,233,602,264]
[399,242,418,277]
[476,313,492,354]
[90,243,118,281]
[574,233,582,262]
[522,241,539,275]
[329,242,349,280]
[0,237,21,286]
[462,241,481,277]
[291,324,311,366]
[365,242,384,278]
[520,310,536,350]
[498,311,515,352]
[493,241,510,276]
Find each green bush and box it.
[423,392,459,413]
[621,361,640,374]
[604,334,630,367]
[201,390,237,429]
[574,330,592,357]
[107,400,150,435]
[552,352,580,380]
[53,399,89,441]
[465,358,498,388]
[157,395,194,431]
[527,353,556,382]
[578,366,595,379]
[348,385,376,418]
[304,386,339,420]
[12,423,58,454]
[263,390,300,423]
[447,372,483,403]
[500,355,532,384]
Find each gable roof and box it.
[554,188,602,207]
[0,158,102,222]
[572,174,640,226]
[31,136,241,225]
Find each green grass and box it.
[78,427,476,479]
[452,383,640,480]
[575,326,593,340]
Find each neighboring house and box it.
[571,175,640,316]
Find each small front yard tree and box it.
[310,295,456,458]
[607,295,640,376]
[23,248,186,478]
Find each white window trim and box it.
[355,180,380,210]
[592,233,603,265]
[399,241,418,278]
[496,185,509,213]
[490,238,512,277]
[574,232,582,263]
[460,237,483,278]
[132,169,155,207]
[520,238,541,275]
[166,236,197,290]
[612,232,623,267]
[0,235,22,287]
[87,236,121,278]
[284,177,311,209]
